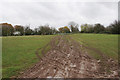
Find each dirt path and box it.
[18,35,118,78]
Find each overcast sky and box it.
[0,0,119,29]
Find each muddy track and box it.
[18,35,118,78]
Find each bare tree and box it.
[68,21,79,33]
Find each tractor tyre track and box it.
[18,35,118,78]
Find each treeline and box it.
[0,20,120,36]
[58,21,79,33]
[58,20,120,34]
[81,20,120,34]
[1,23,58,36]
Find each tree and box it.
[107,20,120,34]
[14,25,24,35]
[51,27,58,34]
[34,28,39,35]
[94,23,105,33]
[0,23,14,36]
[64,26,70,33]
[38,24,53,35]
[81,24,98,33]
[87,24,94,33]
[59,26,70,33]
[24,26,33,35]
[68,21,79,33]
[70,25,79,33]
[81,24,89,33]
[59,27,64,33]
[104,27,111,34]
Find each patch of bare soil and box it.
[17,35,118,78]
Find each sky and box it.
[0,0,119,29]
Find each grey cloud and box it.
[0,1,118,29]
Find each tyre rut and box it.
[18,35,118,78]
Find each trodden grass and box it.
[70,33,118,60]
[2,35,55,78]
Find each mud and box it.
[17,35,118,78]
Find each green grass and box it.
[2,35,55,78]
[70,33,118,60]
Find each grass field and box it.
[2,33,119,78]
[2,35,55,78]
[70,33,118,60]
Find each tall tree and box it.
[24,26,33,35]
[14,25,24,35]
[68,21,79,33]
[94,23,105,33]
[64,26,70,33]
[38,24,52,35]
[51,27,58,34]
[87,24,94,33]
[59,26,70,33]
[0,23,14,36]
[34,28,39,35]
[81,24,88,33]
[107,20,120,34]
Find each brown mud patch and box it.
[17,35,118,78]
